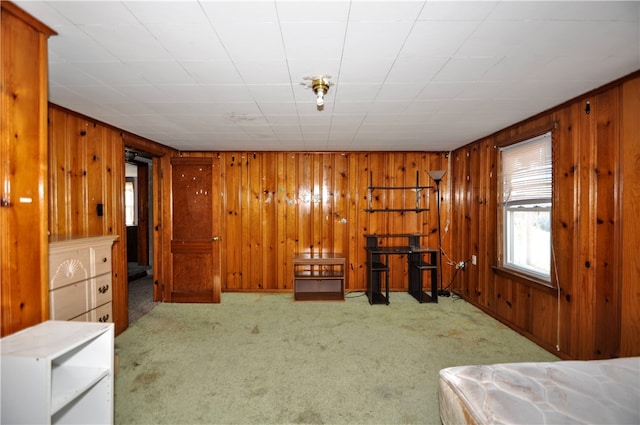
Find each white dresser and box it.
[49,235,118,323]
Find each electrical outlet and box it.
[457,261,465,270]
[472,255,477,265]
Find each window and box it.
[125,179,136,226]
[500,132,552,281]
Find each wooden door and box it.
[169,157,220,303]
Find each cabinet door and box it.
[0,3,55,336]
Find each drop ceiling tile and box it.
[419,1,496,20]
[280,22,347,59]
[369,101,411,114]
[48,1,139,25]
[432,57,503,82]
[200,1,279,24]
[48,25,118,62]
[338,57,396,84]
[180,61,243,84]
[348,1,425,22]
[333,84,380,102]
[401,20,480,57]
[80,24,173,61]
[259,102,299,115]
[49,63,102,86]
[215,23,285,61]
[343,22,414,59]
[157,85,254,103]
[248,85,296,102]
[386,56,449,83]
[15,1,71,26]
[376,83,425,101]
[127,61,196,85]
[124,1,209,25]
[71,62,149,85]
[276,1,350,22]
[145,23,228,61]
[233,60,291,84]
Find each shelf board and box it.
[51,366,110,414]
[294,271,344,279]
[364,208,429,213]
[294,292,344,301]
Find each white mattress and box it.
[438,357,640,425]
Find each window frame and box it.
[496,127,555,287]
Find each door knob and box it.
[211,236,220,242]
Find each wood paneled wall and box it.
[48,104,175,335]
[173,152,451,294]
[450,71,640,360]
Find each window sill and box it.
[491,265,556,293]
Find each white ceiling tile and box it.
[145,23,228,61]
[48,1,139,25]
[80,24,172,61]
[343,22,414,59]
[215,23,285,61]
[349,1,425,22]
[376,83,425,101]
[249,85,296,102]
[401,20,480,57]
[433,57,503,82]
[180,61,243,84]
[127,62,196,85]
[124,1,209,25]
[234,60,291,84]
[280,23,347,59]
[419,2,495,21]
[338,57,395,84]
[333,84,380,102]
[386,56,449,83]
[48,25,117,62]
[71,62,149,86]
[277,1,350,21]
[200,1,279,24]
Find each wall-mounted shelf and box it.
[364,171,432,213]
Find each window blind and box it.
[501,132,552,205]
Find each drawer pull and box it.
[98,284,109,294]
[98,314,109,322]
[102,257,108,263]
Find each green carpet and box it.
[115,292,558,424]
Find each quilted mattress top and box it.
[439,356,640,424]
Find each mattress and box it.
[438,357,640,425]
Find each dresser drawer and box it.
[50,281,90,321]
[91,302,112,323]
[92,274,112,308]
[92,245,112,276]
[49,248,91,290]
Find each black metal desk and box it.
[364,234,439,304]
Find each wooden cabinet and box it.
[293,254,345,301]
[0,1,56,336]
[1,320,114,425]
[49,236,118,323]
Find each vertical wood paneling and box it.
[592,89,621,358]
[451,73,640,360]
[620,77,640,357]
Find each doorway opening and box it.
[125,148,156,322]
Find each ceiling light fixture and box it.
[302,76,333,111]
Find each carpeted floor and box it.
[128,274,157,323]
[114,292,558,424]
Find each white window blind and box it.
[501,132,552,205]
